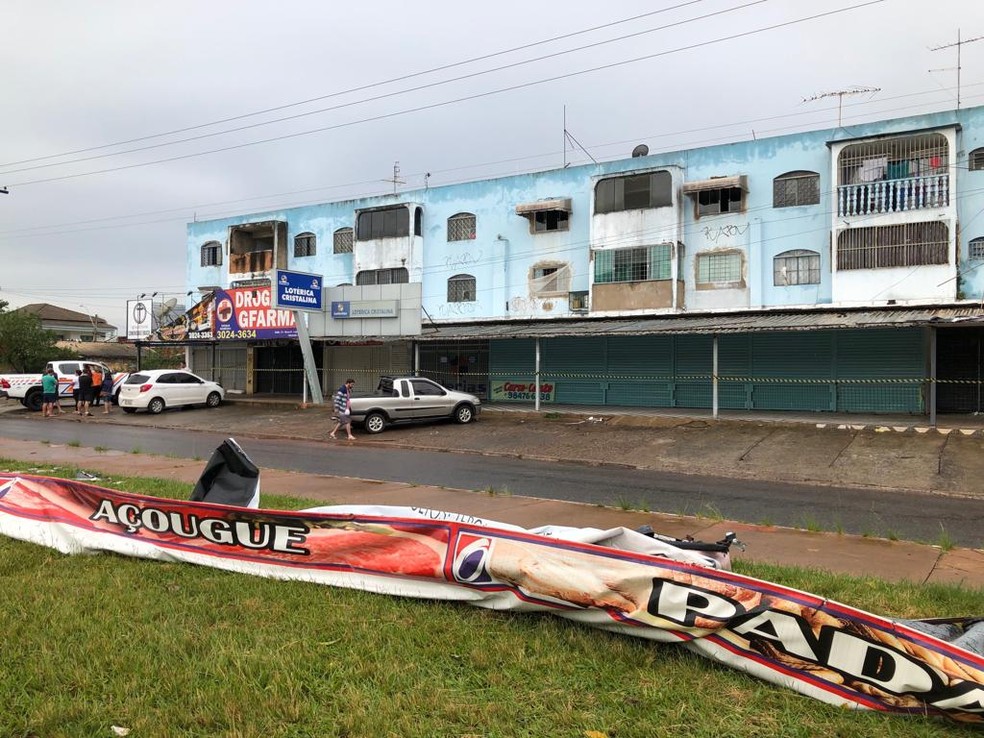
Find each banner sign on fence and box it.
[491,380,555,402]
[0,472,982,723]
[213,286,296,341]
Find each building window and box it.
[447,274,476,302]
[696,251,743,286]
[447,213,477,241]
[569,290,589,312]
[594,245,672,284]
[414,207,422,237]
[773,249,820,285]
[333,227,353,254]
[200,241,222,267]
[773,171,820,208]
[533,210,568,233]
[837,222,948,270]
[293,232,316,257]
[698,187,743,216]
[530,263,571,296]
[970,238,984,260]
[356,207,409,240]
[594,171,672,213]
[970,149,984,171]
[355,267,410,285]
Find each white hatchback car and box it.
[118,369,224,414]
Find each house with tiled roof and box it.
[14,303,117,342]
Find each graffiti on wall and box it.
[701,224,750,243]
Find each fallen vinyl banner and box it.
[0,473,982,724]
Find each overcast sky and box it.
[2,0,983,334]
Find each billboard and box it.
[126,299,153,340]
[274,269,323,312]
[213,285,296,340]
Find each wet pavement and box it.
[1,397,982,589]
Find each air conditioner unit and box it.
[569,290,589,313]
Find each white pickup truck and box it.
[2,360,128,412]
[348,376,481,434]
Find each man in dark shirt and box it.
[78,368,94,417]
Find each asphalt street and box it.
[0,414,979,547]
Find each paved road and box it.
[0,416,980,546]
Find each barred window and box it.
[448,274,476,302]
[773,171,820,208]
[533,210,568,233]
[333,227,353,254]
[200,241,222,267]
[447,213,477,241]
[837,222,949,270]
[293,232,316,258]
[356,267,409,285]
[697,251,742,285]
[594,245,672,284]
[838,133,948,184]
[774,249,820,285]
[970,148,984,172]
[595,171,672,213]
[969,237,984,260]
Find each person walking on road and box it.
[329,379,356,441]
[41,368,59,417]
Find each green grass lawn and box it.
[0,459,980,737]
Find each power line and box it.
[4,0,886,188]
[0,1,710,169]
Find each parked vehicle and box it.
[118,369,224,414]
[348,376,480,434]
[4,361,128,411]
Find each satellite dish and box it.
[154,297,179,319]
[631,144,649,158]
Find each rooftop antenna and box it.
[930,30,983,110]
[381,161,405,194]
[562,105,597,166]
[802,85,881,127]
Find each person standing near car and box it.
[78,367,94,417]
[41,368,59,417]
[90,366,103,407]
[72,369,83,414]
[101,370,114,414]
[328,378,356,441]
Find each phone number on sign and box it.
[216,329,257,339]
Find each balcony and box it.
[837,174,949,217]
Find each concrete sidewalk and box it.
[3,437,982,591]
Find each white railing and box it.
[837,174,949,217]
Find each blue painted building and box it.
[184,104,984,415]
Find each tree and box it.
[0,301,77,372]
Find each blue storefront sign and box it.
[274,270,323,312]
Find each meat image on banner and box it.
[0,472,982,725]
[213,286,297,340]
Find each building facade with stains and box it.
[183,103,984,415]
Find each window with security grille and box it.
[200,241,222,267]
[356,267,409,285]
[356,207,409,240]
[533,210,569,232]
[838,133,948,184]
[593,245,672,284]
[447,274,476,302]
[293,232,316,257]
[837,222,949,270]
[971,149,984,171]
[594,171,672,213]
[569,290,589,311]
[969,238,984,260]
[333,227,353,254]
[773,249,820,285]
[447,213,476,241]
[697,251,742,285]
[697,187,744,216]
[773,171,820,207]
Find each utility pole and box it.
[381,161,405,194]
[803,86,881,127]
[930,30,984,110]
